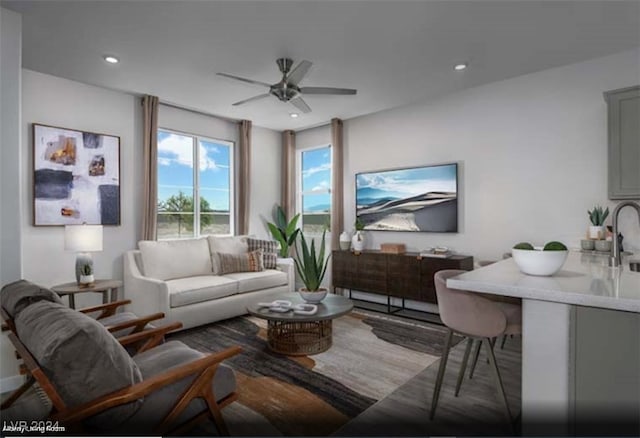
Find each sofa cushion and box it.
[223,269,288,294]
[208,235,249,274]
[216,249,264,275]
[247,238,278,269]
[14,301,142,428]
[139,238,212,281]
[167,275,238,308]
[126,341,236,432]
[1,280,63,318]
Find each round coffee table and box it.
[247,293,353,356]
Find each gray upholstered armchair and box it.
[1,281,240,435]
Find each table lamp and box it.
[64,224,103,284]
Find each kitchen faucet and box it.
[609,201,640,268]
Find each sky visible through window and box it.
[157,131,231,212]
[302,146,331,212]
[301,146,331,233]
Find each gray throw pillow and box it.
[1,280,63,318]
[15,301,142,429]
[247,238,278,269]
[216,249,265,275]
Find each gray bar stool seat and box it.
[430,269,522,424]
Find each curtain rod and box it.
[158,100,240,124]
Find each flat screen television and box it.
[355,163,458,232]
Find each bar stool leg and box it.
[430,328,453,419]
[500,334,507,349]
[455,337,473,396]
[483,337,513,424]
[468,338,482,379]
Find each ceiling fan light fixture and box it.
[289,113,299,118]
[454,63,468,71]
[103,55,120,64]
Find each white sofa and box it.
[123,236,294,330]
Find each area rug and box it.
[168,310,462,436]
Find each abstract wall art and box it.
[33,124,120,226]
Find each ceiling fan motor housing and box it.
[270,83,300,102]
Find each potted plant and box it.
[351,218,366,252]
[295,230,330,303]
[588,205,609,239]
[267,205,300,257]
[79,263,94,286]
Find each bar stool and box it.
[430,269,520,423]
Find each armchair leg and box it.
[156,364,231,436]
[430,328,453,420]
[0,375,35,409]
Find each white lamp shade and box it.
[64,225,103,252]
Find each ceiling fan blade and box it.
[232,93,271,106]
[301,86,357,95]
[216,72,271,88]
[290,96,312,113]
[286,60,313,86]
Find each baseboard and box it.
[0,374,23,393]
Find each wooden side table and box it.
[51,279,123,309]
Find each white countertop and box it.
[448,251,640,313]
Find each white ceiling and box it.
[3,1,639,131]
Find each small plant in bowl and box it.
[295,230,331,303]
[79,263,95,286]
[588,205,609,239]
[512,241,568,276]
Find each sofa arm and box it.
[276,257,295,292]
[123,251,170,318]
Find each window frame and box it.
[297,143,332,234]
[157,127,235,239]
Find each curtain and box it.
[330,118,344,250]
[141,95,159,241]
[281,130,296,220]
[237,120,252,235]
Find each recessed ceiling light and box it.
[290,113,299,118]
[454,63,468,71]
[103,55,120,64]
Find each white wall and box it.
[21,70,142,302]
[0,6,23,388]
[343,49,640,262]
[250,126,281,238]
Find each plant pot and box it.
[299,288,328,303]
[339,231,351,251]
[351,231,365,252]
[589,225,604,240]
[79,274,94,286]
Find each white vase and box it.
[79,274,94,285]
[339,231,351,250]
[589,225,604,240]
[351,231,365,252]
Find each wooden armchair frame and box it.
[6,328,241,435]
[0,303,167,410]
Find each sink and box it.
[630,261,640,272]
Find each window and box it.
[157,129,233,239]
[299,145,332,234]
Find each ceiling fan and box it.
[217,58,357,114]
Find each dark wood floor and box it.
[336,335,522,436]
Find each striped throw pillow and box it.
[247,238,278,269]
[217,249,264,275]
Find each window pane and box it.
[157,131,195,239]
[302,146,331,193]
[199,139,231,236]
[302,193,330,234]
